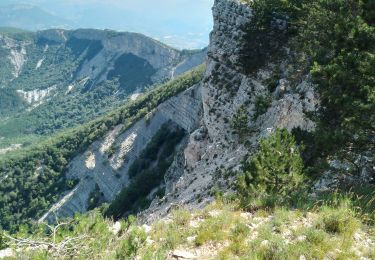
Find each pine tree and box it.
[232,105,249,141]
[238,129,305,209]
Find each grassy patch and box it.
[3,199,375,259]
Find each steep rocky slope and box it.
[1,0,374,258]
[140,0,318,222]
[0,66,204,231]
[0,28,204,91]
[40,84,203,222]
[37,0,319,223]
[139,0,374,224]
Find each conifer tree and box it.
[238,129,305,209]
[232,105,249,141]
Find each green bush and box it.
[253,94,272,120]
[231,105,249,140]
[246,0,375,177]
[116,227,147,259]
[315,203,360,237]
[299,0,375,163]
[0,231,7,250]
[238,129,305,210]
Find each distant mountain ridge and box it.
[0,28,206,148]
[0,1,214,49]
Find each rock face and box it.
[67,29,182,84]
[39,84,203,222]
[0,34,29,83]
[16,85,57,108]
[41,0,319,223]
[140,0,318,222]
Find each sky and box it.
[0,0,215,49]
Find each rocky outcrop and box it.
[140,0,318,222]
[39,84,202,222]
[40,0,319,224]
[16,85,57,108]
[72,29,181,84]
[0,34,29,80]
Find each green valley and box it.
[0,28,206,150]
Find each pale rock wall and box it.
[70,29,204,86]
[140,0,319,223]
[0,35,28,79]
[40,84,202,222]
[17,85,57,105]
[41,0,320,224]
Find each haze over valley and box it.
[0,0,214,49]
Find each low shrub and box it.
[253,94,272,120]
[238,129,305,210]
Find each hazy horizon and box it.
[0,0,214,49]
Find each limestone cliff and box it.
[140,0,318,222]
[40,0,319,222]
[40,84,202,222]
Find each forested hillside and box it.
[0,28,206,150]
[0,66,204,231]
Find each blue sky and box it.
[0,0,215,49]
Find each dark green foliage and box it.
[0,66,203,231]
[106,143,120,158]
[253,94,272,120]
[108,53,156,92]
[248,0,375,173]
[106,125,186,219]
[364,0,375,25]
[299,0,375,163]
[231,105,249,140]
[128,123,185,178]
[116,227,147,258]
[9,43,77,92]
[87,184,104,211]
[238,129,305,210]
[0,47,18,85]
[264,68,282,93]
[106,158,172,219]
[240,0,302,73]
[0,89,26,116]
[66,37,103,61]
[0,79,122,144]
